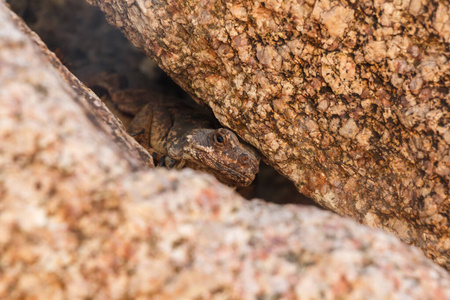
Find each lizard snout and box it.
[239,153,256,168]
[238,152,259,172]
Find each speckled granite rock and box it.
[86,0,450,269]
[0,2,449,299]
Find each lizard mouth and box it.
[211,161,255,184]
[190,146,257,186]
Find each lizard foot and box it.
[161,156,177,168]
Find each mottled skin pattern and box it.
[111,89,260,187]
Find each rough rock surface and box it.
[87,0,450,268]
[1,2,450,298]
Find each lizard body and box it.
[110,89,260,187]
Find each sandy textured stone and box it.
[86,0,450,269]
[1,2,450,298]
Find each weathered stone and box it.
[0,2,449,298]
[86,0,450,268]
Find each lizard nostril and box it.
[239,154,248,163]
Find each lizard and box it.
[99,84,260,188]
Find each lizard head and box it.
[180,128,260,187]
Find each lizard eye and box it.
[214,131,226,145]
[216,134,224,143]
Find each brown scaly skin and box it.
[112,89,260,187]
